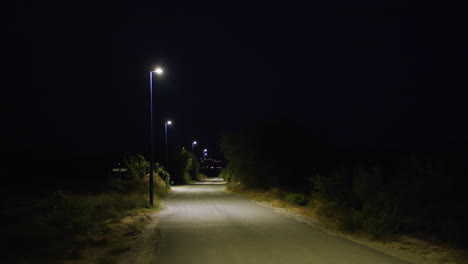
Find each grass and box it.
[285,193,308,206]
[3,191,161,264]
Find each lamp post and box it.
[191,141,197,156]
[149,67,163,206]
[191,141,197,178]
[203,149,207,168]
[164,120,172,171]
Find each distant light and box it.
[203,149,207,152]
[193,141,197,145]
[167,120,172,125]
[154,67,163,75]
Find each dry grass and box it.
[62,208,160,264]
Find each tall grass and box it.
[3,191,151,263]
[3,154,170,263]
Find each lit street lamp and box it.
[203,149,208,168]
[192,141,197,155]
[149,67,163,206]
[192,141,197,178]
[165,120,172,172]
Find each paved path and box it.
[153,178,410,264]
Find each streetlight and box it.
[191,141,197,179]
[149,67,163,206]
[192,141,197,154]
[164,120,172,172]
[203,149,208,168]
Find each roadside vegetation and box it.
[2,154,169,264]
[221,121,468,249]
[169,147,205,184]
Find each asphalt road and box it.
[153,178,410,264]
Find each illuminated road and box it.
[153,178,410,264]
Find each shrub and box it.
[338,208,363,232]
[285,193,308,206]
[109,154,148,193]
[171,148,192,184]
[153,172,170,198]
[183,172,192,184]
[220,163,237,183]
[362,200,401,239]
[226,183,234,190]
[269,187,284,199]
[312,173,352,206]
[196,172,207,181]
[157,165,171,187]
[315,201,340,218]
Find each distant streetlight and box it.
[203,149,208,168]
[191,141,197,178]
[192,141,197,153]
[149,67,163,206]
[164,120,172,173]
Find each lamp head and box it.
[166,120,172,125]
[154,67,163,75]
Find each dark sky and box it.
[3,2,468,161]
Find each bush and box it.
[153,172,170,198]
[226,182,236,190]
[312,174,352,206]
[285,193,308,206]
[315,201,340,218]
[110,154,148,193]
[157,165,171,187]
[269,187,284,199]
[171,148,192,184]
[196,172,207,181]
[362,203,400,239]
[220,164,236,183]
[338,208,363,232]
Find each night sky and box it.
[3,2,468,161]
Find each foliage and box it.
[312,173,354,207]
[170,147,193,184]
[125,154,149,180]
[221,121,322,192]
[219,163,235,183]
[110,154,148,193]
[3,191,151,263]
[197,172,207,181]
[153,169,170,198]
[157,164,171,187]
[221,122,468,247]
[109,155,170,198]
[285,193,308,206]
[338,208,363,232]
[191,158,201,180]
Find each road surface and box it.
[153,178,410,264]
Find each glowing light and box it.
[193,141,197,145]
[167,120,172,125]
[154,67,163,74]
